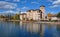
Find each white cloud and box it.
[16,8,20,11]
[21,6,29,12]
[50,11,57,14]
[50,5,60,8]
[5,0,20,2]
[22,6,29,9]
[4,10,19,14]
[21,12,27,13]
[21,0,27,4]
[31,2,39,4]
[49,0,60,8]
[13,0,20,2]
[53,0,60,5]
[0,10,19,14]
[0,1,17,10]
[22,7,26,9]
[47,0,54,2]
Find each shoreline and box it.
[7,20,60,24]
[8,20,20,21]
[37,22,60,24]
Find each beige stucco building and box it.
[27,10,42,20]
[20,5,46,21]
[20,13,27,20]
[26,5,45,20]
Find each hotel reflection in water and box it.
[20,22,45,37]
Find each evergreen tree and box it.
[57,12,60,18]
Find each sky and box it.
[0,0,60,14]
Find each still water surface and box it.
[0,21,60,37]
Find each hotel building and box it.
[20,5,46,21]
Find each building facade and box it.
[26,5,45,20]
[47,14,58,20]
[27,10,42,20]
[20,13,27,21]
[20,5,46,21]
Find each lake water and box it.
[0,21,60,37]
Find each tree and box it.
[15,14,20,20]
[11,14,20,20]
[0,15,6,18]
[57,12,60,18]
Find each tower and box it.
[40,5,45,20]
[40,5,45,13]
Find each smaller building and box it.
[48,14,58,20]
[51,16,57,20]
[20,13,27,21]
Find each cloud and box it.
[5,0,20,2]
[21,0,27,4]
[49,0,60,8]
[0,10,19,14]
[50,11,57,14]
[50,5,60,8]
[47,0,54,2]
[4,10,19,14]
[31,2,39,4]
[22,6,29,9]
[0,1,17,10]
[21,6,29,12]
[16,8,20,11]
[21,12,26,13]
[52,0,60,5]
[13,0,20,2]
